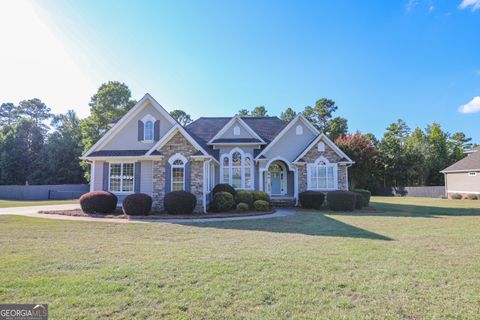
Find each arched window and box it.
[307,157,337,190]
[221,148,254,189]
[144,120,153,141]
[169,154,187,191]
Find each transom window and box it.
[144,120,153,141]
[109,163,134,193]
[170,155,186,191]
[221,148,254,189]
[307,157,337,190]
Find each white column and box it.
[90,161,95,192]
[293,167,299,205]
[259,169,264,191]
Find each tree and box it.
[364,133,378,146]
[17,98,52,128]
[425,123,450,185]
[170,109,193,126]
[335,132,378,189]
[0,103,19,126]
[280,107,296,122]
[302,98,349,138]
[449,132,472,163]
[251,106,268,117]
[405,127,428,185]
[325,117,348,141]
[237,109,250,117]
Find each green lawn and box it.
[0,199,78,208]
[1,197,480,319]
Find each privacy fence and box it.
[0,184,89,201]
[372,186,445,198]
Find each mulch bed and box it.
[38,208,276,220]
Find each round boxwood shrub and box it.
[236,190,253,208]
[212,184,236,197]
[467,194,478,200]
[299,191,325,209]
[212,191,234,212]
[252,190,270,203]
[122,193,152,216]
[236,202,249,212]
[80,191,118,214]
[164,191,197,214]
[351,188,371,206]
[254,199,270,211]
[451,193,463,200]
[354,192,364,209]
[327,191,356,211]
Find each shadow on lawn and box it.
[365,202,480,217]
[179,212,392,241]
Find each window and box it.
[468,172,477,177]
[318,141,325,152]
[221,148,254,189]
[307,157,337,190]
[144,120,153,141]
[169,155,186,191]
[233,125,241,136]
[109,163,134,193]
[296,125,303,135]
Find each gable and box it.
[158,131,199,157]
[294,134,353,163]
[208,116,265,145]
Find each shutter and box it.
[154,120,160,141]
[138,120,144,141]
[134,162,141,192]
[185,161,191,192]
[102,162,109,191]
[165,162,171,193]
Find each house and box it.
[81,94,354,212]
[441,147,480,198]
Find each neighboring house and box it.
[81,94,354,212]
[441,147,480,198]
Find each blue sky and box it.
[1,0,479,139]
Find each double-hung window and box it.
[109,163,134,193]
[144,120,153,141]
[171,159,185,191]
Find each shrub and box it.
[80,191,118,214]
[299,191,325,209]
[327,191,356,211]
[164,191,197,214]
[236,190,253,208]
[351,188,371,206]
[254,200,270,211]
[467,194,478,200]
[212,184,236,197]
[451,193,463,200]
[354,193,364,209]
[212,191,234,212]
[252,190,270,203]
[122,193,152,216]
[236,202,249,212]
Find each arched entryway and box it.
[266,160,288,196]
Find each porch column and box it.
[259,169,264,191]
[293,166,299,205]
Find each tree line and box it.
[0,81,474,189]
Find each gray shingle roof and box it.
[442,151,480,172]
[211,138,262,144]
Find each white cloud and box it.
[0,0,97,118]
[406,0,419,12]
[459,96,480,113]
[459,0,480,11]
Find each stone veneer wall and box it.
[152,131,204,213]
[296,140,348,192]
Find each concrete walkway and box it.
[0,203,295,223]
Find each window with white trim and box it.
[307,157,337,190]
[221,148,254,189]
[109,163,134,193]
[169,155,186,191]
[144,120,153,141]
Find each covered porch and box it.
[258,158,298,203]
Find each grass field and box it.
[1,197,480,319]
[0,199,78,208]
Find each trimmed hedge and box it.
[122,193,152,216]
[236,202,249,212]
[354,193,364,209]
[252,190,270,203]
[351,188,371,206]
[164,191,197,214]
[254,199,270,211]
[299,191,325,209]
[467,194,478,200]
[327,191,356,211]
[451,193,462,200]
[212,191,234,212]
[80,191,117,214]
[236,190,253,208]
[212,184,236,197]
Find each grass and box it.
[0,199,78,208]
[1,196,480,319]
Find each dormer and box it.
[207,116,266,145]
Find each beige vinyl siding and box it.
[140,160,153,195]
[101,103,174,151]
[446,171,480,194]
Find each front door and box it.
[271,172,281,195]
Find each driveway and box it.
[0,204,295,223]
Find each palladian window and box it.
[221,148,254,189]
[307,157,337,190]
